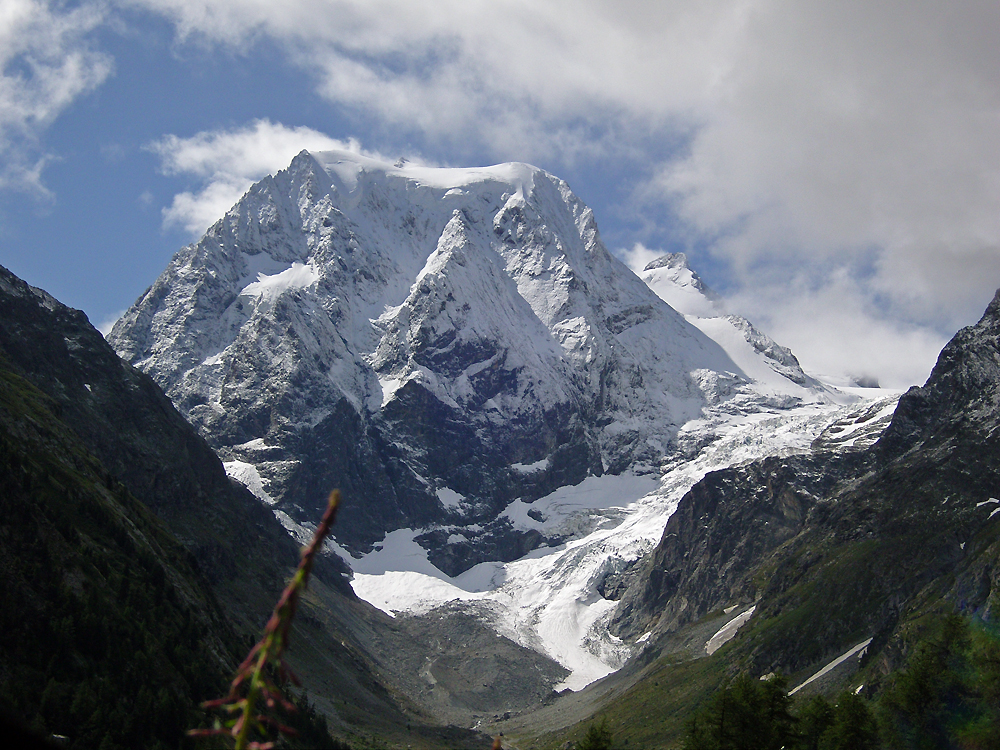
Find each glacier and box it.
[348,393,894,690]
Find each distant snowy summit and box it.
[110,150,832,571]
[639,252,724,318]
[638,252,815,388]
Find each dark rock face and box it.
[611,289,1000,676]
[416,525,555,578]
[611,451,871,640]
[879,288,1000,456]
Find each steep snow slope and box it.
[110,151,832,565]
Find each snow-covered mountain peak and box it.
[312,148,540,200]
[104,150,902,695]
[110,152,840,568]
[638,252,816,390]
[639,252,723,319]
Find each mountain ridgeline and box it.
[6,143,1000,750]
[613,288,1000,659]
[108,150,822,572]
[0,265,284,747]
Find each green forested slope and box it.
[0,361,237,749]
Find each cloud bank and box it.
[132,0,997,386]
[5,0,998,387]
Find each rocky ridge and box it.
[638,252,814,387]
[483,292,1000,749]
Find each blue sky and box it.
[1,0,998,388]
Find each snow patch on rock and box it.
[240,261,319,303]
[224,460,275,504]
[436,487,465,509]
[512,458,549,474]
[706,605,756,655]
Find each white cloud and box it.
[32,0,991,385]
[728,271,950,390]
[97,308,125,337]
[651,2,1000,335]
[621,241,946,388]
[620,243,666,276]
[125,0,737,161]
[128,2,999,316]
[148,119,372,237]
[0,0,112,192]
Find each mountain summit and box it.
[110,150,826,569]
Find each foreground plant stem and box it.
[190,490,341,750]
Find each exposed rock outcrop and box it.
[611,288,1000,677]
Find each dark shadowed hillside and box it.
[0,265,496,749]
